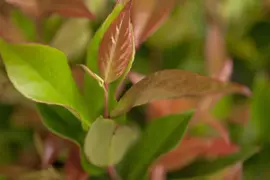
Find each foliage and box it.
[0,0,269,179]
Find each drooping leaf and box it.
[120,112,193,180]
[0,39,90,126]
[111,69,251,117]
[84,117,138,167]
[6,0,95,19]
[167,147,258,179]
[98,0,135,83]
[84,3,124,119]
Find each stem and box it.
[104,83,109,118]
[107,166,122,180]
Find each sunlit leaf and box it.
[0,39,90,126]
[98,0,135,83]
[120,112,192,180]
[111,69,251,117]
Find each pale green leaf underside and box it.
[84,117,138,167]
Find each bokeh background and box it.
[0,0,270,179]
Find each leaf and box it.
[37,104,84,145]
[119,112,193,180]
[167,147,258,179]
[6,0,95,19]
[65,146,88,180]
[242,74,270,144]
[98,0,135,83]
[131,0,177,47]
[111,69,251,117]
[117,0,177,47]
[50,19,92,61]
[79,64,104,88]
[84,117,138,167]
[0,39,90,126]
[37,104,104,176]
[0,15,25,43]
[110,125,139,164]
[84,3,124,119]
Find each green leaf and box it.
[0,39,90,127]
[98,0,134,83]
[84,117,138,167]
[167,147,258,179]
[120,112,193,180]
[37,104,84,145]
[242,74,270,145]
[37,104,104,176]
[84,117,116,167]
[84,3,124,119]
[110,125,139,164]
[111,69,250,117]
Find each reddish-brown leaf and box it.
[65,146,88,180]
[6,0,95,19]
[0,15,25,43]
[135,0,177,47]
[116,0,176,47]
[98,1,134,83]
[111,69,251,117]
[205,23,227,77]
[150,165,166,180]
[42,133,66,168]
[154,138,211,172]
[153,137,239,172]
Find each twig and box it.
[107,166,122,180]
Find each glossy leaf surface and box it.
[0,39,90,126]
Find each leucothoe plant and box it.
[0,0,252,179]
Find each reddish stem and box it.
[107,166,121,180]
